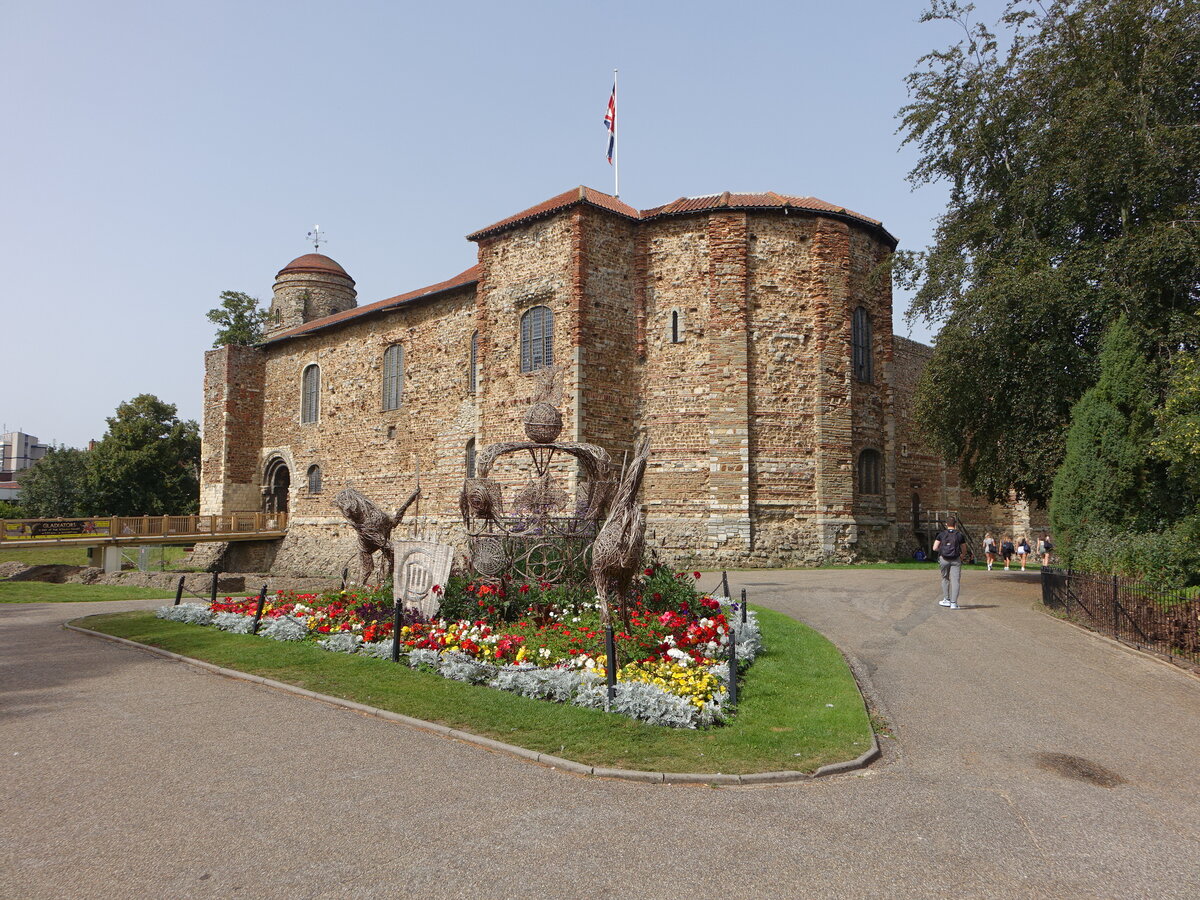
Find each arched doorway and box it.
[264,459,291,514]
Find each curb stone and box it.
[64,621,882,785]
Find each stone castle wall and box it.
[201,197,1033,575]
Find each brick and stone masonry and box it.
[200,187,1040,576]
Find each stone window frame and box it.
[857,448,883,496]
[852,306,873,383]
[469,330,479,395]
[300,363,321,425]
[306,464,322,495]
[669,308,685,344]
[520,305,554,374]
[382,343,404,411]
[465,437,476,478]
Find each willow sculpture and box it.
[333,484,421,585]
[590,437,650,632]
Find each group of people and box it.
[979,532,1053,571]
[932,518,1054,610]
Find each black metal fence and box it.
[1040,567,1200,667]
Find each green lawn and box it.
[77,607,873,774]
[0,582,185,603]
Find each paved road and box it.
[2,569,1198,899]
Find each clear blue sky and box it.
[1,0,1010,449]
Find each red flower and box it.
[644,568,654,577]
[520,584,530,594]
[693,571,701,579]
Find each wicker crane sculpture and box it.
[333,484,421,586]
[590,437,650,632]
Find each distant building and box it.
[0,431,49,482]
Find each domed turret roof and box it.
[276,253,352,280]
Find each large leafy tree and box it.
[15,447,91,518]
[86,394,201,516]
[206,290,270,347]
[1050,317,1175,544]
[897,0,1200,503]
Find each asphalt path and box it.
[2,567,1198,899]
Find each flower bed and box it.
[156,568,762,728]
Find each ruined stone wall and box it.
[200,345,265,515]
[258,287,476,576]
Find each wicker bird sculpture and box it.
[590,437,650,633]
[333,484,421,586]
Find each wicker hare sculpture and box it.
[333,484,421,586]
[590,437,650,634]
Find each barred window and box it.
[466,438,476,478]
[301,364,320,424]
[382,344,404,411]
[858,449,883,495]
[307,465,322,494]
[520,306,554,373]
[852,306,873,383]
[469,331,478,395]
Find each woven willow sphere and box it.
[522,401,563,443]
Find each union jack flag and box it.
[604,83,616,164]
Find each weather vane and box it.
[306,224,326,251]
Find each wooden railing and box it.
[0,512,287,543]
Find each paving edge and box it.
[64,621,880,785]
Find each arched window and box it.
[382,344,403,411]
[469,331,478,395]
[520,306,554,373]
[301,364,320,424]
[307,465,322,494]
[465,438,476,478]
[670,309,684,344]
[852,306,873,383]
[858,449,883,495]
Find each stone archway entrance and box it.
[263,459,291,514]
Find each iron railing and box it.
[0,513,287,543]
[1041,567,1200,667]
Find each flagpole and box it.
[613,68,619,198]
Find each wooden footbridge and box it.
[0,513,288,572]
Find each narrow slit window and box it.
[852,306,873,383]
[469,331,478,395]
[520,306,554,373]
[465,438,476,478]
[858,449,882,495]
[307,465,322,494]
[301,364,320,424]
[383,344,403,411]
[670,309,683,343]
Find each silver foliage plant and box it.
[213,611,256,634]
[155,603,214,626]
[257,616,307,642]
[317,632,362,654]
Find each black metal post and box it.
[740,587,747,625]
[605,624,617,702]
[1112,574,1120,639]
[250,585,268,634]
[210,571,219,606]
[721,570,730,599]
[727,626,738,707]
[174,575,185,606]
[391,601,403,662]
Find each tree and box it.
[86,394,201,516]
[206,290,270,347]
[896,0,1200,504]
[15,447,91,517]
[1154,322,1200,501]
[1050,317,1175,546]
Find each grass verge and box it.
[0,582,188,603]
[76,607,872,774]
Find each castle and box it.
[200,186,1040,576]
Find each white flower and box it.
[716,625,725,635]
[706,640,718,652]
[585,659,595,669]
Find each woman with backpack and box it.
[1000,534,1015,571]
[1039,533,1054,567]
[1016,535,1031,571]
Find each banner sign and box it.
[2,519,112,541]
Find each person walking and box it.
[933,516,967,609]
[982,532,997,571]
[1000,534,1015,571]
[1017,535,1031,571]
[1039,532,1054,567]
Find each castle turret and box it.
[267,253,357,335]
